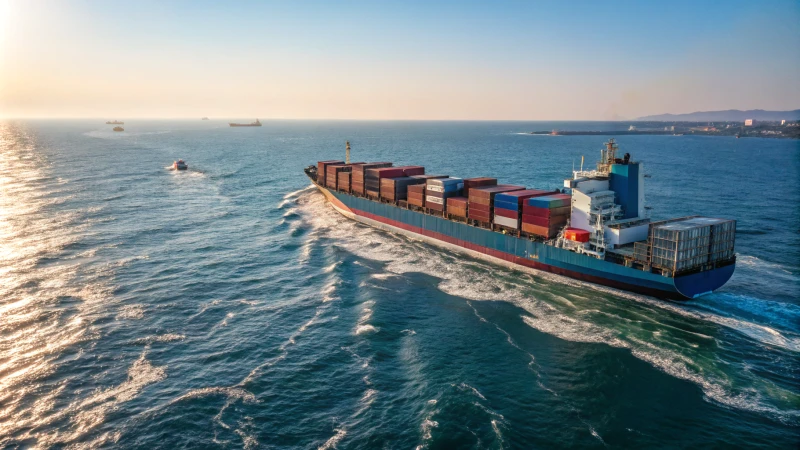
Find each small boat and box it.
[201,117,209,120]
[172,159,188,170]
[106,120,124,125]
[113,126,124,132]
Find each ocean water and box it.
[0,119,798,449]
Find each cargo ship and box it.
[229,119,261,127]
[106,120,124,125]
[304,140,736,300]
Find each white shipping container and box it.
[494,215,519,229]
[427,185,444,193]
[426,196,444,205]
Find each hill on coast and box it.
[637,109,800,122]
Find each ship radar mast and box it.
[597,138,618,174]
[346,141,351,164]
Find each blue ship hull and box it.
[315,182,735,300]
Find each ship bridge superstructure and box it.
[563,139,650,258]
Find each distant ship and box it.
[229,119,261,127]
[113,126,124,132]
[202,117,209,120]
[106,120,124,125]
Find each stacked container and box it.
[468,185,525,224]
[352,162,392,195]
[380,177,426,202]
[407,184,426,207]
[394,166,426,177]
[649,217,736,273]
[365,167,405,198]
[317,160,344,186]
[337,171,351,193]
[463,178,497,199]
[446,197,468,219]
[326,163,364,191]
[521,194,572,238]
[426,178,464,213]
[492,189,556,230]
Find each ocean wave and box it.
[296,189,800,423]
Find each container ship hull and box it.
[309,179,734,300]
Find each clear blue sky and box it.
[1,0,798,119]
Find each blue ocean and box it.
[0,120,798,449]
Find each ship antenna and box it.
[346,140,351,164]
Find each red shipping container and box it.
[522,222,561,238]
[446,197,468,208]
[565,227,591,242]
[367,167,405,179]
[317,160,344,185]
[395,165,425,176]
[522,205,571,217]
[468,203,491,214]
[494,207,519,219]
[468,210,491,222]
[463,177,497,198]
[448,206,468,218]
[408,184,425,194]
[522,215,569,227]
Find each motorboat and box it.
[172,159,188,170]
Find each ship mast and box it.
[345,141,351,164]
[597,138,618,174]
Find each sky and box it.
[1,0,799,120]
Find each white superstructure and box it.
[560,139,650,258]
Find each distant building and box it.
[744,119,754,126]
[781,120,786,125]
[670,125,675,131]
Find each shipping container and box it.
[648,217,736,273]
[468,185,526,206]
[494,189,557,210]
[380,176,426,202]
[523,215,569,228]
[522,205,571,218]
[337,172,351,193]
[521,222,563,239]
[326,164,355,190]
[317,160,344,186]
[446,196,468,218]
[494,215,519,229]
[411,174,449,180]
[564,227,590,243]
[393,165,426,177]
[493,208,518,219]
[463,177,497,198]
[527,194,572,209]
[427,178,464,193]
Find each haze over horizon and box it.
[1,0,799,120]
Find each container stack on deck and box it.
[522,194,572,238]
[380,177,426,202]
[317,160,344,187]
[446,197,469,219]
[641,217,736,274]
[366,167,405,199]
[407,184,426,208]
[326,163,364,191]
[352,162,392,196]
[463,178,497,199]
[425,178,464,213]
[468,185,525,224]
[492,189,557,230]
